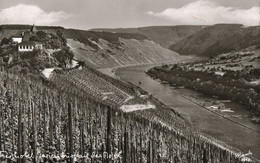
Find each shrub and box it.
[53,48,74,67]
[19,50,40,60]
[0,37,11,46]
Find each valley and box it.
[0,24,259,162]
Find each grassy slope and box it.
[170,24,260,57]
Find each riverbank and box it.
[100,62,260,133]
[98,55,195,78]
[114,64,260,160]
[146,64,260,122]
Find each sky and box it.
[0,0,259,30]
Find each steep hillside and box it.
[170,24,260,57]
[0,25,183,69]
[66,38,180,69]
[0,25,259,162]
[1,61,257,162]
[63,29,181,69]
[91,25,205,48]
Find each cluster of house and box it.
[12,24,43,52]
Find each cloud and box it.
[0,4,71,25]
[146,0,259,26]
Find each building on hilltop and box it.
[22,24,38,42]
[12,24,43,52]
[30,24,37,33]
[18,41,43,52]
[11,24,38,43]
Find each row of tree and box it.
[148,65,260,116]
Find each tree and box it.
[0,37,11,46]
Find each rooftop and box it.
[31,24,37,33]
[18,41,42,46]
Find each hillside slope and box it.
[1,25,182,69]
[170,24,260,57]
[91,25,205,48]
[63,29,181,69]
[66,38,180,69]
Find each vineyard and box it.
[51,68,133,106]
[0,65,257,162]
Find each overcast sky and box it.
[0,0,259,30]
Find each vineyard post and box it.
[10,92,14,156]
[53,97,57,140]
[152,128,156,162]
[106,106,112,163]
[130,121,133,162]
[139,120,143,163]
[68,102,73,163]
[0,100,2,152]
[17,101,22,163]
[88,101,93,163]
[123,113,129,163]
[43,97,47,154]
[32,101,37,163]
[21,122,26,163]
[21,93,26,163]
[135,124,138,163]
[48,99,53,146]
[80,102,85,163]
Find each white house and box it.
[11,24,38,44]
[12,36,23,43]
[18,41,43,52]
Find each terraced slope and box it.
[67,38,180,69]
[51,68,134,105]
[2,65,256,162]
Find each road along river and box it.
[115,63,260,160]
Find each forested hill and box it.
[92,24,260,57]
[91,25,205,48]
[170,24,260,57]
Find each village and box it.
[12,24,43,51]
[0,24,83,78]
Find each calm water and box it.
[115,64,260,160]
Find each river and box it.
[115,63,260,160]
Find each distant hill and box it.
[3,24,260,63]
[0,24,64,30]
[91,25,205,48]
[62,29,147,46]
[0,24,64,39]
[170,24,260,57]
